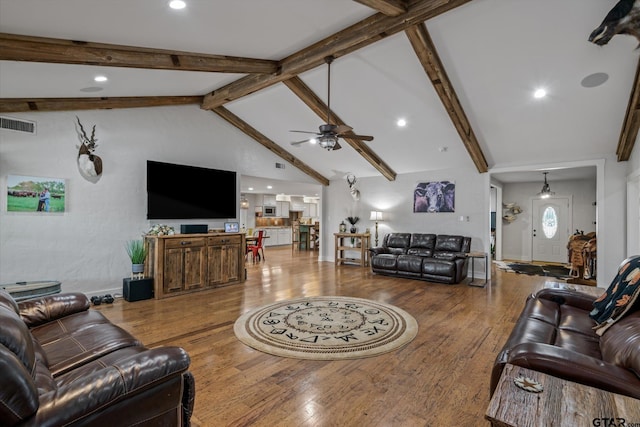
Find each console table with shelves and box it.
[145,232,246,299]
[334,233,370,267]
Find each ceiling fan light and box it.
[318,134,338,150]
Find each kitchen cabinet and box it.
[262,195,277,206]
[276,201,289,218]
[277,228,292,245]
[303,202,318,218]
[261,228,292,246]
[145,233,245,299]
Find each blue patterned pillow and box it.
[590,256,640,336]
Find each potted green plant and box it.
[125,239,148,276]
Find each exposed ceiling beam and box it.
[353,0,408,16]
[0,96,202,113]
[212,106,330,186]
[617,56,640,161]
[283,77,397,181]
[405,23,488,173]
[0,32,278,74]
[201,0,474,109]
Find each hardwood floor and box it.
[96,247,571,426]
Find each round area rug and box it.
[233,296,418,360]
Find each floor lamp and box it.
[370,211,384,246]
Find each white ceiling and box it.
[0,0,633,194]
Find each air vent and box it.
[275,162,285,169]
[0,116,36,134]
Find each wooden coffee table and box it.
[486,364,640,426]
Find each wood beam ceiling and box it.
[0,96,203,113]
[0,33,278,74]
[0,0,490,183]
[283,77,397,181]
[212,107,330,186]
[617,57,640,161]
[405,23,488,173]
[201,0,474,109]
[353,0,408,16]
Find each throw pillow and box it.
[590,256,640,336]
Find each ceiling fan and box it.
[290,55,374,151]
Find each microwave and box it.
[263,206,276,217]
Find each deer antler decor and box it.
[346,173,360,201]
[75,116,103,183]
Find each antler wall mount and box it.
[75,116,103,183]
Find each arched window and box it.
[542,206,558,238]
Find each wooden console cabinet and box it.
[145,233,246,299]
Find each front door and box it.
[532,197,571,263]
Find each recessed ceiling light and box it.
[533,88,546,99]
[94,75,108,82]
[169,0,186,9]
[267,185,273,189]
[248,187,254,191]
[397,118,407,127]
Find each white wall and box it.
[0,106,317,296]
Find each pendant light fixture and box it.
[537,172,555,199]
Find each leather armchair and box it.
[0,289,195,426]
[491,287,640,399]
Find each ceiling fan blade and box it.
[289,130,320,135]
[342,134,374,142]
[290,139,309,146]
[334,124,352,134]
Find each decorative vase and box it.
[339,221,347,232]
[132,263,144,274]
[350,226,357,233]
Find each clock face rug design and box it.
[234,296,418,360]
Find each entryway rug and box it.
[494,261,573,280]
[233,296,418,360]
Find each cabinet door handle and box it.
[181,241,192,246]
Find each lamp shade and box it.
[369,211,384,221]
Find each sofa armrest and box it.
[534,288,597,312]
[33,346,191,426]
[369,247,389,256]
[507,342,640,399]
[18,293,90,327]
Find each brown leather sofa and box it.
[369,233,471,284]
[490,287,640,399]
[0,289,195,426]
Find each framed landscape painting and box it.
[413,181,455,213]
[7,175,66,213]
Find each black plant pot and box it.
[350,226,357,233]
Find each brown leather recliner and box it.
[0,289,195,426]
[490,286,640,399]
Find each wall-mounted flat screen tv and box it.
[147,160,236,219]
